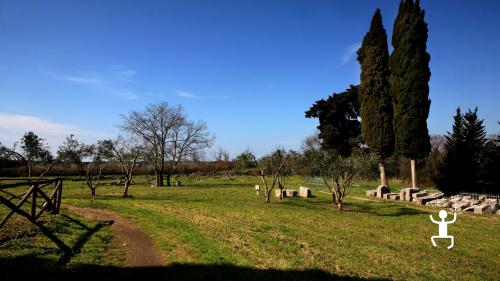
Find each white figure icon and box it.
[430,210,457,249]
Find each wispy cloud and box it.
[176,90,231,100]
[0,112,108,152]
[62,75,104,85]
[340,42,361,65]
[42,66,140,100]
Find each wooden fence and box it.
[0,178,63,228]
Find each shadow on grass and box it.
[56,215,113,266]
[0,259,390,281]
[272,197,425,217]
[343,201,426,217]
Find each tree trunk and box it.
[410,159,417,188]
[337,202,343,211]
[91,189,96,196]
[157,172,164,187]
[332,192,337,205]
[166,174,171,187]
[27,163,32,179]
[265,189,271,203]
[379,162,388,186]
[123,180,130,197]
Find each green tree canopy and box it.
[305,85,362,157]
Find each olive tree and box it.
[253,149,293,203]
[82,141,108,196]
[57,134,86,175]
[304,134,377,210]
[101,136,143,197]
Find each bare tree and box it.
[82,141,107,196]
[101,136,143,197]
[0,132,54,178]
[430,135,446,153]
[214,147,230,162]
[164,120,214,186]
[120,102,184,187]
[120,102,213,186]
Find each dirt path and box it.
[63,205,163,267]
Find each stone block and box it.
[465,199,480,206]
[474,204,492,214]
[275,189,286,198]
[366,190,377,197]
[452,201,470,210]
[285,189,298,197]
[484,198,498,205]
[426,198,451,208]
[449,197,463,204]
[383,192,399,200]
[299,186,312,198]
[400,187,420,201]
[490,204,499,213]
[412,191,428,199]
[389,193,400,200]
[414,192,444,205]
[376,185,390,198]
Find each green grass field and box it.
[1,176,499,280]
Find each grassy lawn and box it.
[0,211,125,270]
[1,176,499,280]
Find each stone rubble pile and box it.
[366,186,500,215]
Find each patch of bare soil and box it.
[63,205,163,267]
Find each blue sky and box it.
[0,0,499,158]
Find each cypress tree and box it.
[389,0,431,188]
[357,9,394,187]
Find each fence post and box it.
[31,184,37,219]
[55,180,62,214]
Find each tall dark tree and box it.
[436,108,466,194]
[305,85,362,157]
[389,0,431,188]
[357,9,395,187]
[437,108,491,194]
[477,129,499,194]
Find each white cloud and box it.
[340,42,361,65]
[176,90,231,100]
[0,113,108,152]
[63,75,104,85]
[118,69,136,80]
[42,67,141,100]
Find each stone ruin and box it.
[366,186,500,215]
[274,186,312,198]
